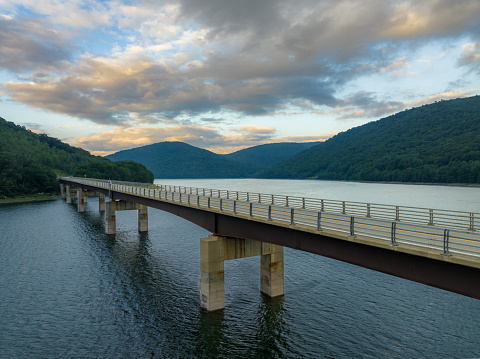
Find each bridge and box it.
[59,177,480,310]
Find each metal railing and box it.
[62,177,480,259]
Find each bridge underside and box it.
[61,180,480,300]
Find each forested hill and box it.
[107,142,263,178]
[259,96,480,184]
[0,117,153,197]
[223,142,320,167]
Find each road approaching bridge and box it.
[59,177,480,310]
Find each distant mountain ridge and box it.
[106,141,319,178]
[106,96,480,184]
[223,142,320,167]
[106,142,260,178]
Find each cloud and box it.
[2,0,480,147]
[458,42,480,73]
[408,89,480,106]
[385,0,480,39]
[1,0,112,29]
[0,16,74,73]
[335,92,405,120]
[73,124,222,153]
[4,51,338,123]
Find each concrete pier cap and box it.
[105,200,148,235]
[200,234,284,312]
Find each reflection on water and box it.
[1,179,479,358]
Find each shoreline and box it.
[0,194,60,205]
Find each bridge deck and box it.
[59,177,480,300]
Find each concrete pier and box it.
[200,235,284,312]
[260,245,285,297]
[60,184,65,199]
[105,200,148,235]
[99,193,105,212]
[66,185,72,204]
[77,190,86,212]
[138,204,148,232]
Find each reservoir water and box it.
[1,179,479,358]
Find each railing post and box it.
[247,193,250,202]
[367,203,371,218]
[290,208,294,225]
[268,205,272,221]
[208,197,211,209]
[271,195,274,205]
[470,213,475,231]
[197,195,200,207]
[249,202,253,217]
[429,209,434,226]
[302,198,305,209]
[286,196,289,207]
[391,222,397,246]
[233,200,237,214]
[220,198,223,212]
[188,194,191,205]
[317,212,322,230]
[321,199,324,212]
[443,229,450,255]
[350,216,355,237]
[395,206,400,221]
[342,201,346,214]
[179,193,182,203]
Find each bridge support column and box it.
[105,201,117,235]
[77,190,86,213]
[99,193,105,212]
[260,244,284,297]
[200,235,225,312]
[138,204,148,232]
[66,185,71,204]
[105,200,148,235]
[200,235,284,312]
[60,184,65,199]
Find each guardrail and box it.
[62,177,480,259]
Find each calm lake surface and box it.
[1,179,479,358]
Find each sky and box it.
[1,0,480,156]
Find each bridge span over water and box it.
[59,177,480,310]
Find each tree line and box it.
[259,96,480,184]
[0,117,154,197]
